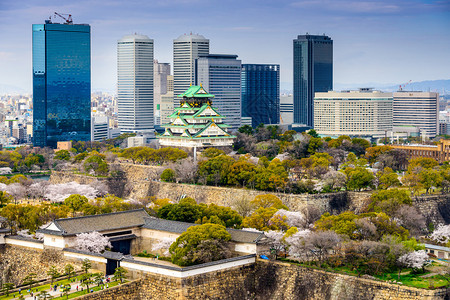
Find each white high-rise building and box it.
[314,89,393,139]
[173,34,209,105]
[117,34,154,133]
[393,91,439,138]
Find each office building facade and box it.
[314,89,393,139]
[117,34,154,133]
[241,64,280,127]
[280,94,294,125]
[293,34,333,128]
[32,21,91,147]
[173,34,209,105]
[393,91,439,138]
[197,54,242,131]
[154,60,170,123]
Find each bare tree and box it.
[171,158,198,184]
[231,196,253,217]
[394,205,426,237]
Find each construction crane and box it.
[399,80,412,91]
[51,12,73,24]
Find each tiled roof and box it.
[39,209,149,236]
[143,217,198,233]
[143,217,266,244]
[424,243,450,252]
[227,229,267,244]
[177,86,214,98]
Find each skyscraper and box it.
[197,54,242,131]
[241,64,280,127]
[117,34,154,133]
[173,34,209,105]
[393,91,439,138]
[154,60,170,124]
[32,20,91,148]
[293,34,333,128]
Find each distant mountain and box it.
[335,79,450,95]
[0,84,29,95]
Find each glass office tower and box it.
[196,54,242,131]
[293,34,332,128]
[241,64,280,127]
[32,21,91,148]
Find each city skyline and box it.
[0,0,449,93]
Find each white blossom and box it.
[285,229,312,257]
[273,209,306,228]
[398,250,429,270]
[266,230,285,252]
[0,167,12,175]
[45,182,99,202]
[430,224,450,244]
[151,237,176,256]
[75,231,112,253]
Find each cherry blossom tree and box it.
[285,229,312,257]
[151,237,176,256]
[272,209,306,229]
[397,250,429,277]
[75,231,112,253]
[430,224,450,245]
[27,180,50,199]
[265,231,287,258]
[45,182,99,202]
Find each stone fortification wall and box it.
[50,165,450,225]
[0,245,82,286]
[73,260,449,300]
[251,260,448,300]
[72,280,142,300]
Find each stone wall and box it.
[50,166,449,225]
[73,280,142,300]
[251,260,449,300]
[76,260,449,300]
[0,245,82,286]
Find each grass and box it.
[51,280,123,300]
[0,274,95,300]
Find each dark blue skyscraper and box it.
[293,34,332,128]
[32,20,91,148]
[241,64,280,127]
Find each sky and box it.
[0,0,449,93]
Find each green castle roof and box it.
[177,85,214,98]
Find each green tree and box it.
[169,223,232,266]
[402,172,423,196]
[22,273,37,290]
[83,153,109,176]
[157,198,203,223]
[227,158,256,187]
[345,167,374,191]
[160,168,176,182]
[197,203,243,228]
[197,154,234,186]
[1,283,14,296]
[377,167,400,189]
[202,148,226,158]
[307,129,319,138]
[82,259,91,274]
[0,191,13,207]
[64,194,89,216]
[242,206,278,231]
[419,168,442,194]
[113,267,128,283]
[47,265,60,285]
[64,264,75,280]
[37,290,52,299]
[307,137,323,154]
[54,150,71,161]
[408,157,439,170]
[80,273,93,294]
[251,194,287,209]
[238,125,254,135]
[368,189,412,215]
